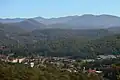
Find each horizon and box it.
[0,0,120,18]
[0,14,120,19]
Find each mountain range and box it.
[0,14,120,31]
[1,14,120,56]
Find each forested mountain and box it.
[1,21,117,57]
[0,23,22,45]
[108,26,120,33]
[31,29,113,39]
[1,33,118,58]
[85,34,120,55]
[1,15,120,57]
[15,28,113,45]
[0,23,25,33]
[10,34,120,57]
[0,22,114,46]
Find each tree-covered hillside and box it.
[7,34,120,58]
[0,61,101,80]
[1,22,120,57]
[0,22,114,45]
[85,34,120,55]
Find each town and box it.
[0,53,120,80]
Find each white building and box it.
[18,58,25,63]
[11,59,18,63]
[30,62,34,67]
[97,55,116,59]
[8,58,26,63]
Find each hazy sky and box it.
[0,0,120,18]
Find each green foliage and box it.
[0,61,101,80]
[1,24,120,58]
[2,34,120,58]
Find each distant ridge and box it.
[1,14,120,30]
[7,19,46,31]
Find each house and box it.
[18,58,26,63]
[10,59,18,63]
[8,58,26,63]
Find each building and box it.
[30,62,34,67]
[97,55,116,59]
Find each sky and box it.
[0,0,120,18]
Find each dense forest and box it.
[1,34,120,58]
[1,22,120,57]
